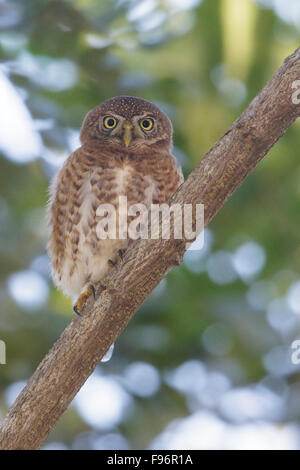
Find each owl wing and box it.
[48,148,119,290]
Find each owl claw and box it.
[108,250,125,268]
[89,284,96,298]
[73,284,96,316]
[73,305,82,316]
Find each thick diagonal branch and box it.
[0,47,299,450]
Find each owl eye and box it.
[103,116,118,129]
[140,118,154,131]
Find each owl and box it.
[48,96,183,314]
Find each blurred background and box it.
[0,0,300,450]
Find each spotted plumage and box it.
[48,96,183,312]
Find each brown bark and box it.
[0,47,299,450]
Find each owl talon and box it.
[108,250,125,268]
[73,305,82,316]
[73,284,95,316]
[89,284,96,298]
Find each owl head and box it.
[80,96,172,151]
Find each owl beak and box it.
[123,123,132,147]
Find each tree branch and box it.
[0,47,299,450]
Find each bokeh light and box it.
[74,373,133,430]
[8,270,49,311]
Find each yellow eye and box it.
[103,116,118,129]
[140,118,154,131]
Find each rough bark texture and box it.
[0,47,299,450]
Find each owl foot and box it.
[107,249,126,268]
[73,284,95,316]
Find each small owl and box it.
[48,96,183,314]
